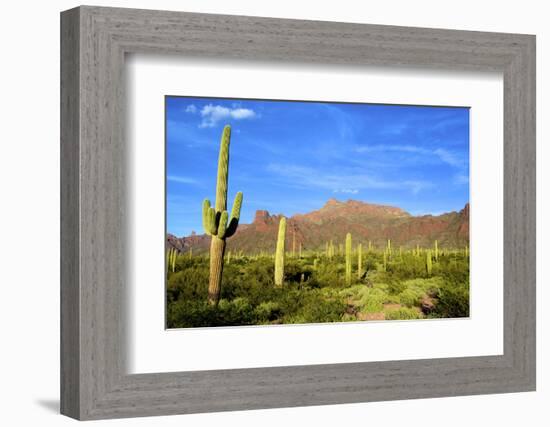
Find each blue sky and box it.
[166,96,469,237]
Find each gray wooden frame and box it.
[60,5,536,421]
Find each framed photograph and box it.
[61,5,536,420]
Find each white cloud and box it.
[334,188,359,194]
[199,104,256,128]
[266,163,433,195]
[185,104,197,113]
[356,144,466,168]
[167,175,198,185]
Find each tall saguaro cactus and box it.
[202,125,243,306]
[357,243,363,279]
[345,233,352,285]
[274,217,287,287]
[434,240,439,261]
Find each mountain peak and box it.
[324,197,343,207]
[253,209,271,223]
[317,198,410,218]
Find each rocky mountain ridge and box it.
[167,198,469,254]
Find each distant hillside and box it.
[167,198,469,254]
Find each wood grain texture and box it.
[60,5,536,420]
[60,7,80,419]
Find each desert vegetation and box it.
[166,239,469,328]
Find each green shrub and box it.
[384,307,423,320]
[398,288,422,307]
[432,281,470,318]
[254,301,281,323]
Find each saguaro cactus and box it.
[202,125,243,306]
[275,217,286,287]
[357,243,363,279]
[166,248,177,273]
[434,240,439,261]
[171,249,177,273]
[345,233,352,285]
[292,229,296,257]
[426,249,433,276]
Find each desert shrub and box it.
[384,255,428,280]
[167,297,256,328]
[166,299,218,328]
[254,301,282,323]
[341,313,357,322]
[384,307,423,320]
[341,286,386,314]
[217,297,255,324]
[398,288,422,307]
[432,280,469,318]
[313,261,346,288]
[357,288,386,313]
[401,277,443,297]
[166,258,210,302]
[386,277,407,295]
[285,297,347,324]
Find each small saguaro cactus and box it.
[202,125,243,306]
[171,249,177,273]
[166,248,177,273]
[274,217,287,287]
[434,240,439,261]
[166,249,171,273]
[357,243,363,279]
[345,233,352,285]
[426,249,433,276]
[292,229,296,258]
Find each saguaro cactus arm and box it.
[202,199,216,235]
[225,191,243,238]
[217,211,229,239]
